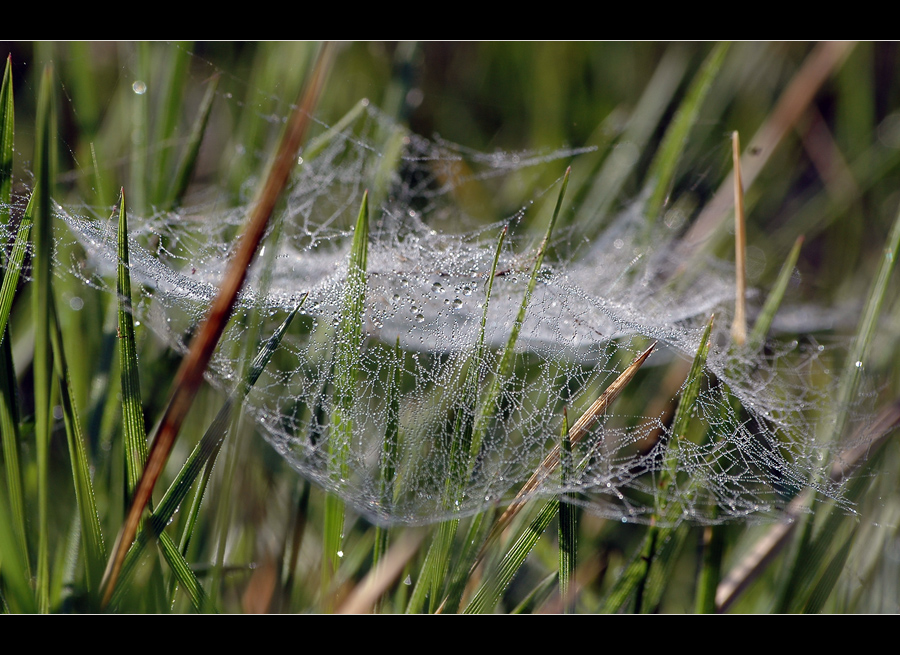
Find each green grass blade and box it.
[151,41,191,205]
[48,295,107,599]
[558,408,576,613]
[695,523,725,613]
[303,98,369,163]
[165,72,219,211]
[32,64,57,613]
[0,55,12,221]
[573,47,690,233]
[406,225,507,613]
[0,477,35,613]
[464,499,558,614]
[802,528,856,614]
[117,190,149,496]
[323,190,369,599]
[109,303,302,607]
[831,205,900,446]
[747,235,804,351]
[470,168,570,460]
[373,338,403,573]
[644,43,731,222]
[659,314,714,497]
[0,55,30,582]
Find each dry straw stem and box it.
[679,41,854,257]
[487,343,656,550]
[100,43,335,607]
[731,131,747,346]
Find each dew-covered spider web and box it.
[45,100,869,527]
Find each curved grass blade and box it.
[405,225,507,614]
[470,168,570,461]
[0,55,30,582]
[151,41,191,205]
[48,295,107,599]
[101,44,333,608]
[109,302,303,609]
[323,190,369,599]
[165,72,219,211]
[644,42,731,222]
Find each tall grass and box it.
[1,41,900,613]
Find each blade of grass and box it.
[322,189,369,602]
[48,294,107,599]
[558,407,576,613]
[601,317,712,613]
[32,64,57,613]
[405,225,507,613]
[108,302,303,609]
[731,131,748,346]
[488,342,656,546]
[101,43,334,607]
[116,189,149,498]
[151,41,191,206]
[373,338,403,575]
[464,498,559,613]
[470,168,570,461]
[0,54,30,582]
[644,42,731,221]
[164,72,219,211]
[747,235,804,351]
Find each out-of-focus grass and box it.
[1,41,899,613]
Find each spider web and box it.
[50,100,863,527]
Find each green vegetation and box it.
[1,41,900,613]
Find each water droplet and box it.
[452,298,463,309]
[337,550,344,558]
[431,282,443,293]
[416,313,425,323]
[132,80,147,95]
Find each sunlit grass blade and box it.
[464,499,558,613]
[644,42,731,221]
[101,45,333,607]
[32,64,57,613]
[165,72,219,211]
[116,189,149,496]
[323,189,369,600]
[109,303,302,609]
[558,408,576,613]
[747,235,804,351]
[406,225,507,614]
